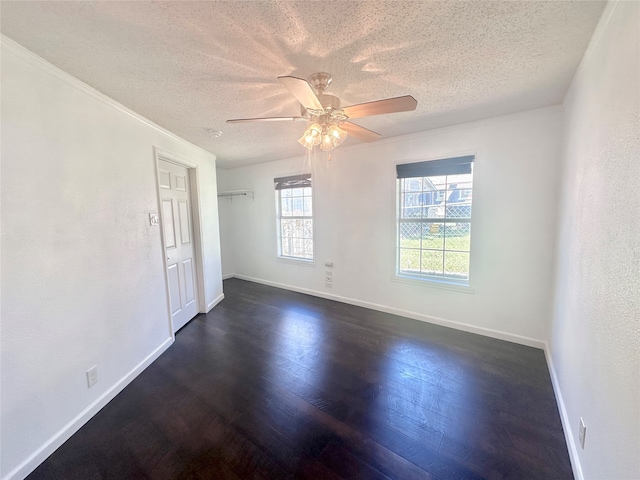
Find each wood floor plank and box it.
[27,278,572,479]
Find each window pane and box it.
[403,177,422,192]
[445,203,471,219]
[303,219,313,238]
[427,175,447,191]
[399,248,420,273]
[422,223,444,249]
[292,197,304,216]
[303,239,313,258]
[424,204,445,220]
[446,173,472,185]
[303,197,313,216]
[402,193,423,218]
[400,222,421,248]
[281,188,292,198]
[281,237,292,256]
[444,252,469,279]
[281,219,294,237]
[293,238,303,257]
[404,192,422,207]
[281,198,292,216]
[444,223,471,252]
[303,187,312,197]
[420,190,440,207]
[421,250,444,275]
[445,187,472,218]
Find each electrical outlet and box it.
[579,417,586,449]
[325,271,332,277]
[87,365,98,388]
[325,276,332,282]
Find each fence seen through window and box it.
[397,157,474,284]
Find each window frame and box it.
[274,174,314,263]
[394,156,475,288]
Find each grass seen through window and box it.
[397,171,473,283]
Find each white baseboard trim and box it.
[225,275,580,473]
[222,273,234,280]
[228,274,545,349]
[206,292,225,312]
[544,345,583,480]
[3,337,174,480]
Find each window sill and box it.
[392,274,474,294]
[276,256,316,267]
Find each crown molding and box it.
[566,1,619,96]
[1,34,216,162]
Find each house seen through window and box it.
[275,174,313,261]
[396,156,474,285]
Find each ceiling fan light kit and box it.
[227,72,417,153]
[298,121,347,151]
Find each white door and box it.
[158,159,199,332]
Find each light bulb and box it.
[308,123,322,145]
[320,134,335,151]
[327,124,347,147]
[298,130,314,150]
[308,123,322,137]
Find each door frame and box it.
[153,146,208,337]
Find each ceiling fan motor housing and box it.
[300,93,342,117]
[307,72,332,94]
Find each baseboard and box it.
[222,273,234,280]
[228,274,545,349]
[206,292,225,312]
[2,337,174,480]
[544,345,583,480]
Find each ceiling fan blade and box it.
[341,122,382,142]
[278,76,324,111]
[226,116,307,123]
[343,95,417,119]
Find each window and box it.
[275,174,313,261]
[396,155,474,285]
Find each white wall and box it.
[0,39,223,479]
[550,2,640,479]
[217,106,562,345]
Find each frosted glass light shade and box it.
[298,122,347,151]
[308,123,322,145]
[320,134,335,151]
[298,130,314,150]
[327,124,347,146]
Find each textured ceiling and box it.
[1,1,605,168]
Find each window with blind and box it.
[274,174,313,261]
[396,156,474,285]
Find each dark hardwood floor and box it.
[28,278,572,479]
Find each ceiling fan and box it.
[226,72,418,151]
